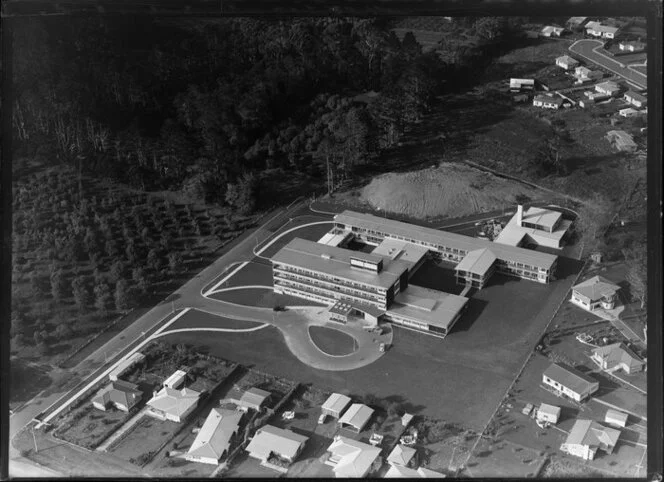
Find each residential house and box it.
[227,387,272,412]
[556,55,579,70]
[384,465,445,478]
[537,403,561,424]
[585,22,620,39]
[579,93,610,108]
[146,386,201,422]
[92,380,142,412]
[245,425,309,473]
[185,408,243,465]
[560,419,620,460]
[595,81,622,97]
[605,409,629,428]
[338,403,374,433]
[574,66,604,83]
[541,26,565,37]
[566,17,588,28]
[619,41,645,52]
[570,275,620,311]
[624,90,647,108]
[321,393,352,419]
[510,78,535,92]
[387,444,417,467]
[108,352,145,382]
[618,107,641,118]
[591,343,646,374]
[542,363,599,402]
[533,95,564,109]
[325,435,382,478]
[606,130,638,152]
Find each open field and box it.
[108,415,182,466]
[466,438,547,478]
[160,256,581,430]
[352,163,550,219]
[257,221,333,259]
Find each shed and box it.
[163,369,187,389]
[387,444,417,467]
[338,403,374,433]
[321,393,352,419]
[537,403,561,424]
[605,409,629,428]
[401,413,414,427]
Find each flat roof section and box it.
[495,208,571,248]
[328,300,385,318]
[335,211,558,270]
[372,238,429,265]
[389,285,468,330]
[455,248,496,276]
[271,238,410,290]
[318,231,352,247]
[522,207,562,231]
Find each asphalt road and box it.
[569,39,647,89]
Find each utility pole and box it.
[31,425,39,453]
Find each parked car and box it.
[522,403,534,416]
[318,413,327,425]
[379,343,386,352]
[282,411,295,420]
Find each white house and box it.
[624,90,647,108]
[510,78,535,92]
[533,94,563,109]
[536,403,561,424]
[619,41,645,52]
[541,26,565,37]
[585,22,620,39]
[595,81,622,97]
[338,403,374,433]
[325,435,382,478]
[542,363,599,402]
[163,369,187,389]
[556,55,579,70]
[185,408,243,465]
[591,343,645,374]
[146,387,201,423]
[560,420,620,460]
[245,425,309,473]
[618,107,640,118]
[574,66,603,83]
[570,275,620,311]
[387,444,417,467]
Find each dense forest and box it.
[12,16,524,210]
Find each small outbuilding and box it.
[321,393,352,419]
[338,403,374,433]
[542,363,599,402]
[387,444,417,467]
[537,403,561,424]
[227,387,272,412]
[605,409,629,428]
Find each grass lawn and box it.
[466,438,547,478]
[219,261,274,289]
[308,326,358,356]
[161,256,581,431]
[257,221,334,259]
[408,260,464,295]
[109,415,183,466]
[167,308,266,331]
[54,401,135,450]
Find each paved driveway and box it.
[569,39,647,89]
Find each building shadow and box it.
[448,298,489,334]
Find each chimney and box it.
[517,205,523,226]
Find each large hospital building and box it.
[271,209,561,339]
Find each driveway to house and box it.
[569,39,647,88]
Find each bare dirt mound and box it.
[360,162,547,219]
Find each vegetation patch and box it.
[308,326,359,356]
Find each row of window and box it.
[274,279,387,310]
[274,271,385,303]
[273,264,385,295]
[276,286,331,305]
[384,314,428,330]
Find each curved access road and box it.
[569,39,647,89]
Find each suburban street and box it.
[569,39,647,89]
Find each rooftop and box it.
[338,403,374,430]
[593,342,644,371]
[557,55,579,64]
[573,275,620,301]
[148,387,200,416]
[371,238,429,266]
[543,363,598,395]
[228,387,271,409]
[605,409,629,425]
[596,81,621,92]
[534,94,564,105]
[389,285,469,330]
[564,419,620,449]
[334,211,558,271]
[387,444,417,466]
[187,408,243,461]
[538,403,561,418]
[454,248,496,276]
[272,238,410,290]
[495,207,571,248]
[385,465,445,478]
[326,436,382,478]
[625,90,647,102]
[246,425,308,460]
[93,380,142,408]
[322,393,352,415]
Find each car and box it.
[522,403,533,416]
[318,413,327,425]
[282,411,295,420]
[379,343,386,352]
[369,433,384,446]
